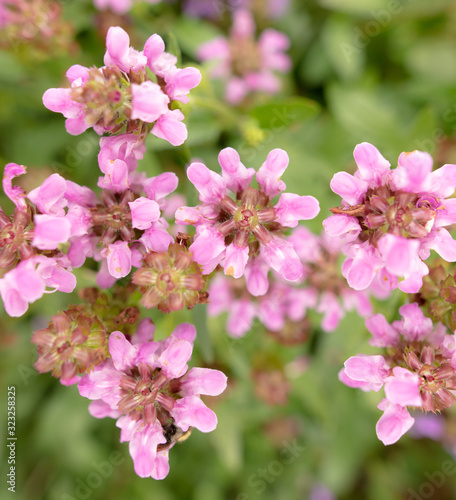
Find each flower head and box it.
[43,26,200,146]
[78,322,227,479]
[132,240,208,312]
[340,303,456,445]
[32,306,108,385]
[176,147,320,284]
[197,9,291,104]
[324,143,456,293]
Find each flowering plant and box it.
[2,2,456,500]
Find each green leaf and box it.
[172,16,222,58]
[191,304,214,364]
[249,97,320,130]
[166,31,182,67]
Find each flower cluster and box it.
[0,0,76,55]
[208,226,374,339]
[324,142,456,293]
[340,302,456,445]
[132,239,208,313]
[197,9,291,104]
[176,147,320,288]
[78,322,227,479]
[6,0,456,487]
[0,161,180,318]
[43,26,200,146]
[64,169,178,286]
[0,163,77,316]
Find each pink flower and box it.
[79,324,227,479]
[288,226,374,332]
[324,142,456,293]
[130,81,169,123]
[0,256,76,317]
[42,65,91,136]
[177,147,319,283]
[197,9,291,104]
[341,303,456,444]
[43,27,200,147]
[27,173,67,216]
[65,170,175,281]
[343,355,390,391]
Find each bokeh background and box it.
[1,1,456,499]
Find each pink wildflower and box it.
[340,303,456,444]
[0,255,76,317]
[78,322,227,479]
[176,147,319,282]
[0,164,78,316]
[66,171,177,282]
[43,26,200,146]
[324,143,456,293]
[197,9,291,104]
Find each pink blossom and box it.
[32,215,72,250]
[342,302,456,444]
[324,143,456,293]
[128,197,160,230]
[288,227,374,332]
[42,65,90,136]
[27,173,67,216]
[64,170,176,280]
[0,256,76,317]
[384,367,422,407]
[392,303,433,342]
[43,27,200,147]
[79,324,227,479]
[343,355,390,390]
[197,9,291,104]
[177,147,319,283]
[98,133,146,173]
[130,81,169,123]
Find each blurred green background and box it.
[1,1,456,499]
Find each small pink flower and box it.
[177,147,319,283]
[342,303,456,444]
[197,9,291,104]
[392,303,433,342]
[32,215,72,250]
[130,81,170,123]
[128,197,160,230]
[324,142,456,293]
[105,241,132,278]
[79,323,227,480]
[343,355,390,390]
[44,27,200,147]
[0,256,76,317]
